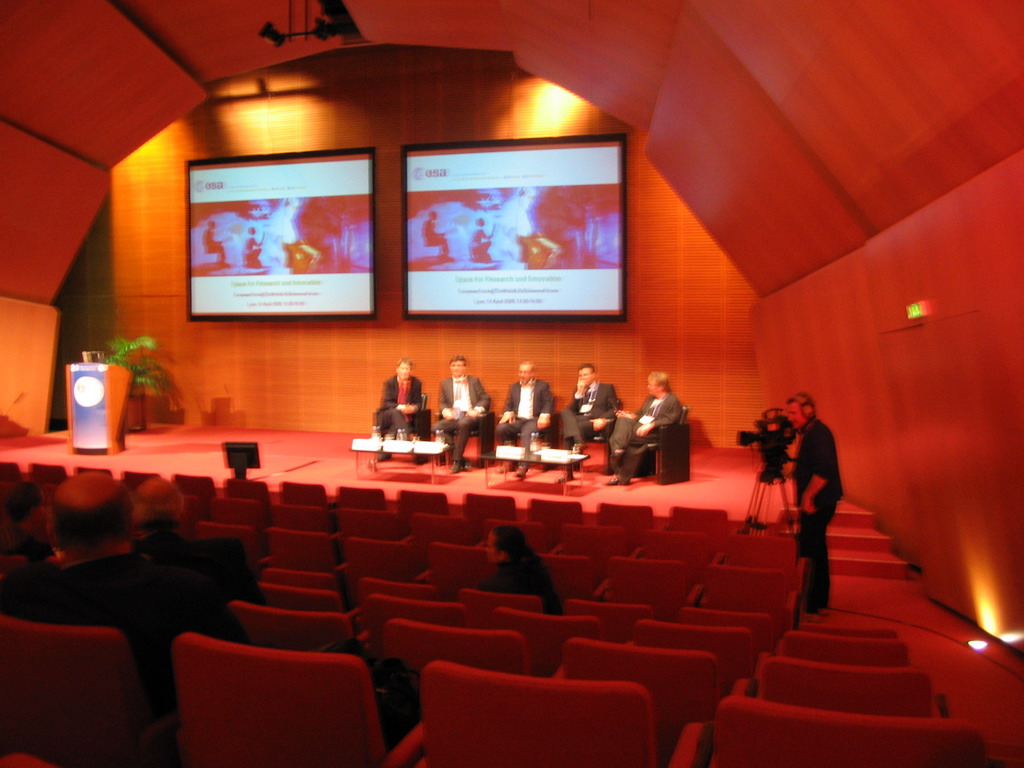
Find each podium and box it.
[66,363,132,455]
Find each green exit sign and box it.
[906,301,929,320]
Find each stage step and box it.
[830,549,910,580]
[833,507,877,529]
[828,526,894,553]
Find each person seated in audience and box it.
[1,481,53,562]
[607,371,683,486]
[479,525,561,614]
[133,477,264,605]
[0,472,247,716]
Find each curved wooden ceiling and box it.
[2,0,1022,302]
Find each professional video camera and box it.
[737,408,796,482]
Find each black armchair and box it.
[637,405,691,484]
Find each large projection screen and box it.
[188,148,375,320]
[403,135,626,320]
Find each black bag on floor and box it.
[370,656,420,749]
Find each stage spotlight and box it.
[259,22,286,47]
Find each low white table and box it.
[351,438,448,483]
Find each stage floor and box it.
[1,424,779,519]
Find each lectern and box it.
[66,363,132,455]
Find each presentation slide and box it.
[404,136,626,319]
[188,149,374,319]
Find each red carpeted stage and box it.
[1,424,772,521]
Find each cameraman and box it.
[785,393,843,619]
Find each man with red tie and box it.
[377,358,423,436]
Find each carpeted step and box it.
[828,525,894,553]
[833,507,877,529]
[830,549,910,579]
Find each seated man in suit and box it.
[377,357,423,441]
[133,477,264,605]
[431,355,491,474]
[497,361,554,479]
[559,363,618,481]
[607,371,683,486]
[0,472,247,716]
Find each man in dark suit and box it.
[377,357,423,436]
[607,371,684,486]
[497,361,555,479]
[0,472,247,716]
[432,355,491,473]
[558,363,619,481]
[132,477,264,605]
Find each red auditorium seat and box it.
[527,498,584,547]
[382,618,529,675]
[278,481,329,510]
[596,502,655,548]
[410,660,662,768]
[563,599,654,643]
[358,594,467,659]
[604,556,691,621]
[491,607,601,677]
[561,637,718,767]
[173,632,392,768]
[457,587,544,629]
[335,485,387,511]
[674,695,987,768]
[228,600,353,652]
[634,619,754,697]
[463,492,517,539]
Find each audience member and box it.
[0,472,247,716]
[479,525,561,615]
[133,477,264,605]
[0,482,53,562]
[496,361,554,479]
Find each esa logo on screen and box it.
[192,179,226,193]
[413,167,448,180]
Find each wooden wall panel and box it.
[0,0,204,169]
[60,46,762,448]
[0,122,109,304]
[753,147,1024,648]
[0,298,59,436]
[647,4,871,297]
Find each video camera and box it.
[737,408,796,481]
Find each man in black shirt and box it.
[786,393,843,617]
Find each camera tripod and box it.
[740,463,795,535]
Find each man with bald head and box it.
[0,472,247,716]
[133,477,264,605]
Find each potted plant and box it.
[104,335,174,431]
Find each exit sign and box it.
[906,301,930,320]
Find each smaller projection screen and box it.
[188,148,375,320]
[403,135,626,320]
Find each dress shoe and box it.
[450,460,464,474]
[607,477,629,486]
[515,464,528,480]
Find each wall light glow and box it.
[967,640,988,651]
[215,93,333,154]
[518,82,590,136]
[998,632,1023,644]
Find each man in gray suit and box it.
[607,371,683,486]
[432,355,491,473]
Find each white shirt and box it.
[517,381,535,420]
